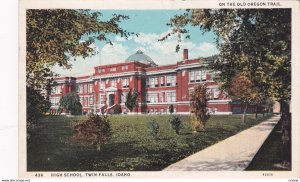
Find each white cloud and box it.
[51,32,219,76]
[132,31,218,64]
[115,36,126,42]
[197,42,215,52]
[100,42,129,64]
[115,35,133,42]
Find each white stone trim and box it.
[208,100,232,104]
[145,69,176,76]
[211,111,233,115]
[93,71,143,79]
[74,77,94,83]
[176,63,209,70]
[176,112,191,115]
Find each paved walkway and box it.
[163,115,280,171]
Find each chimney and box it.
[183,49,188,60]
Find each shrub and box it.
[169,115,182,134]
[190,84,211,131]
[58,92,82,115]
[27,86,51,139]
[147,120,159,137]
[168,104,174,114]
[113,104,122,114]
[72,114,111,151]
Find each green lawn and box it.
[27,114,271,171]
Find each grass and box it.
[246,119,291,171]
[27,114,271,171]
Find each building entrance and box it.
[108,94,115,107]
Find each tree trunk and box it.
[279,99,291,167]
[255,104,258,119]
[242,103,248,123]
[96,143,101,151]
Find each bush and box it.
[147,120,159,137]
[72,114,111,151]
[58,92,82,115]
[113,104,122,114]
[190,84,211,131]
[27,86,51,139]
[169,115,182,134]
[168,104,174,114]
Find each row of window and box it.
[189,70,207,83]
[77,84,93,94]
[146,75,177,88]
[99,78,130,89]
[146,92,176,103]
[98,65,129,73]
[79,96,94,106]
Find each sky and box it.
[52,10,219,77]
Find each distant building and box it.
[49,49,261,115]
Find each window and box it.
[99,68,105,73]
[110,67,116,72]
[147,77,158,88]
[122,65,128,70]
[207,88,219,100]
[190,70,206,83]
[110,79,116,87]
[190,71,195,83]
[89,96,94,105]
[121,92,128,103]
[160,76,165,86]
[52,86,62,94]
[160,92,164,102]
[166,92,176,102]
[80,97,84,105]
[155,77,158,87]
[195,70,201,82]
[100,95,105,104]
[122,78,129,88]
[85,97,88,106]
[100,81,105,89]
[76,84,83,93]
[88,84,93,93]
[166,75,176,86]
[213,88,220,99]
[50,97,60,106]
[201,70,206,81]
[147,93,158,103]
[84,84,88,93]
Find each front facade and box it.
[50,49,257,115]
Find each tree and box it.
[27,9,134,90]
[190,84,210,132]
[160,9,290,109]
[125,88,139,112]
[230,72,263,122]
[58,92,82,115]
[26,9,134,124]
[26,86,51,137]
[72,114,111,151]
[162,9,291,165]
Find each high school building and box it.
[49,49,256,115]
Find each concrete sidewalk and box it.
[163,115,280,171]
